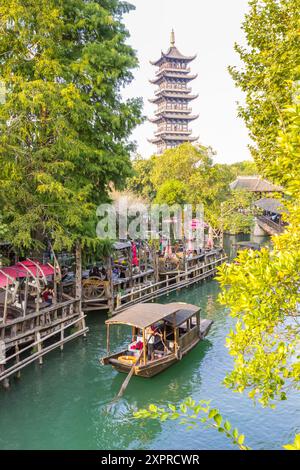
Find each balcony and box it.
[155,107,192,115]
[155,128,192,137]
[155,86,192,95]
[157,65,191,75]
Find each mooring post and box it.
[0,340,9,389]
[107,255,114,316]
[36,331,43,365]
[75,241,87,336]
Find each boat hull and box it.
[101,318,213,379]
[107,334,204,378]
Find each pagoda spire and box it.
[170,29,175,47]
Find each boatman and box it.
[145,324,163,361]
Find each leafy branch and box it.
[133,397,250,450]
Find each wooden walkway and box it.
[114,251,227,314]
[256,215,285,236]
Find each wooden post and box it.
[156,250,160,283]
[36,331,43,365]
[143,328,147,366]
[163,325,167,353]
[128,245,133,288]
[173,313,178,356]
[23,277,29,317]
[53,271,57,306]
[0,340,9,388]
[144,246,148,272]
[116,293,121,309]
[36,289,40,315]
[15,344,21,378]
[107,324,110,354]
[3,283,8,324]
[75,241,82,302]
[196,310,201,338]
[107,255,114,315]
[132,327,136,342]
[60,323,64,351]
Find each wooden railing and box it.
[257,215,285,235]
[0,297,87,385]
[0,314,88,382]
[114,255,227,313]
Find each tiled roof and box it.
[151,46,196,65]
[254,198,287,214]
[229,176,283,192]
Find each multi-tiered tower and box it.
[149,31,199,154]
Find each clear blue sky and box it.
[122,0,252,164]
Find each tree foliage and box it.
[133,398,300,450]
[218,0,300,406]
[229,0,300,176]
[0,0,143,252]
[134,397,250,450]
[127,143,257,234]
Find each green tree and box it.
[126,155,156,201]
[154,180,188,206]
[126,143,257,233]
[229,0,300,177]
[150,142,213,191]
[217,0,300,406]
[0,0,143,253]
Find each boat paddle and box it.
[106,346,144,412]
[107,329,160,410]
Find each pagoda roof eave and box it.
[149,135,199,144]
[149,114,199,122]
[150,47,197,66]
[150,73,198,84]
[149,92,199,103]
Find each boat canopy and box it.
[164,308,200,327]
[105,302,200,329]
[0,259,55,289]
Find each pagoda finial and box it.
[170,29,175,47]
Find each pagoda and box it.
[149,30,199,154]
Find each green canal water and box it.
[0,279,299,450]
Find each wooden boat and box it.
[101,302,213,378]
